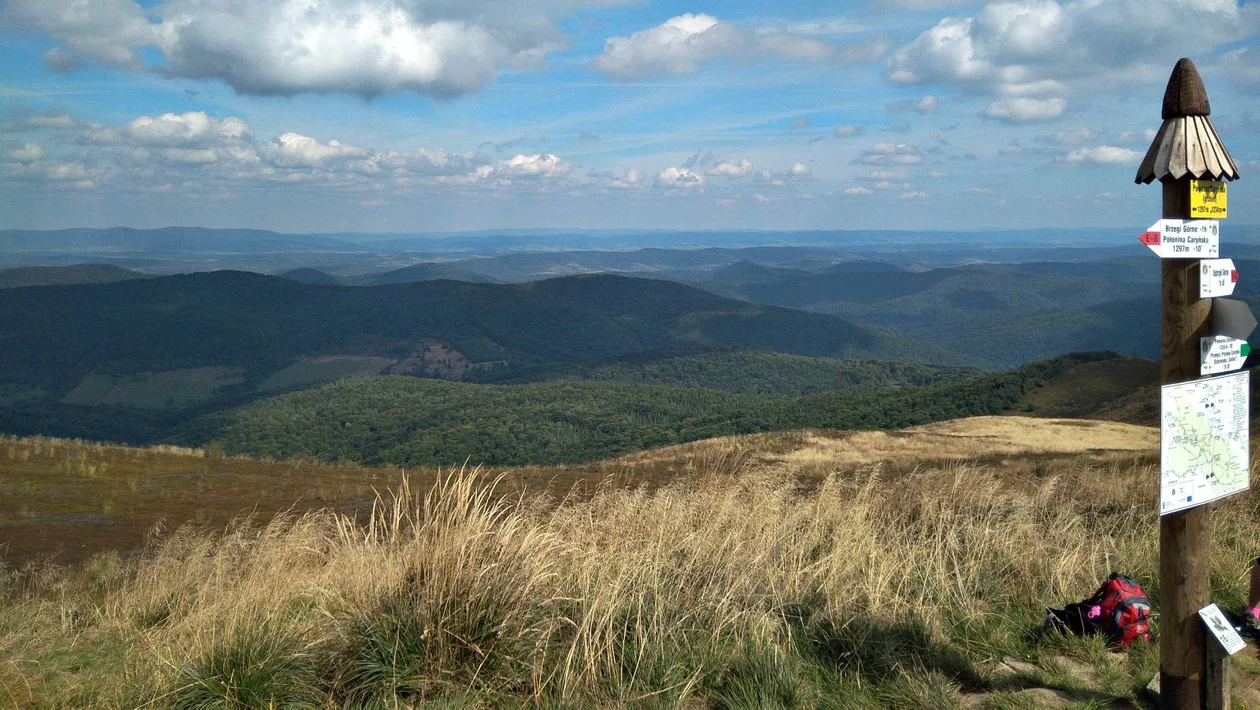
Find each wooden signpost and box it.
[1136,58,1244,709]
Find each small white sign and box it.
[1201,259,1239,298]
[1199,603,1247,655]
[1201,336,1252,376]
[1138,219,1220,258]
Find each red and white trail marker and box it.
[1139,219,1219,258]
[1201,259,1239,298]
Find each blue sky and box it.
[1,0,1259,233]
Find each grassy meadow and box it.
[3,418,1260,707]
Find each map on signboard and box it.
[1161,369,1250,515]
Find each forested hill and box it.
[177,353,1105,466]
[0,270,963,394]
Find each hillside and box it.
[0,264,146,288]
[356,262,499,285]
[275,267,341,285]
[0,271,955,395]
[178,353,1110,466]
[703,261,1162,368]
[15,415,1258,708]
[533,350,975,396]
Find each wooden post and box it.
[1137,58,1241,710]
[1159,179,1214,709]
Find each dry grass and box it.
[2,418,1257,706]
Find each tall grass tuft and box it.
[4,450,1255,706]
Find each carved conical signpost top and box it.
[1136,57,1238,184]
[1162,57,1210,119]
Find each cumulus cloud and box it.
[887,0,1252,98]
[262,133,369,168]
[593,13,886,79]
[900,190,928,199]
[708,159,753,177]
[833,124,864,137]
[844,186,875,195]
[608,169,646,189]
[497,153,569,178]
[4,0,587,97]
[867,169,907,180]
[86,111,252,147]
[857,142,924,165]
[1063,145,1142,165]
[7,143,44,162]
[983,97,1066,123]
[656,166,704,188]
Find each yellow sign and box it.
[1191,180,1228,219]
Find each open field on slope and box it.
[11,416,1260,706]
[0,416,1157,567]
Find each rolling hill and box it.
[0,264,147,288]
[177,353,1108,466]
[356,262,499,285]
[0,271,975,445]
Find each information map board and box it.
[1160,369,1251,515]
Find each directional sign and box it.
[1191,180,1228,219]
[1200,259,1239,298]
[1138,219,1219,258]
[1201,336,1251,375]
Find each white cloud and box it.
[8,142,44,162]
[1063,145,1142,165]
[857,142,924,165]
[593,13,885,79]
[27,110,78,129]
[752,192,777,204]
[1217,46,1260,89]
[708,159,753,177]
[889,94,938,113]
[497,153,569,178]
[656,166,704,188]
[1116,128,1158,144]
[844,186,875,195]
[41,162,90,181]
[608,169,646,189]
[983,97,1066,123]
[790,163,810,177]
[876,0,978,8]
[833,124,864,137]
[5,0,158,71]
[1035,128,1098,145]
[926,170,952,178]
[867,169,907,180]
[888,0,1252,97]
[88,111,253,147]
[262,133,369,168]
[900,190,928,199]
[4,0,592,97]
[964,186,992,194]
